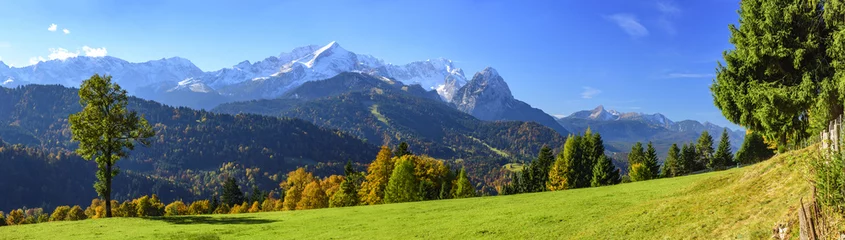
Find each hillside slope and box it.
[0,146,813,239]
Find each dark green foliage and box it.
[530,145,555,192]
[0,84,379,173]
[221,177,244,207]
[68,75,155,217]
[248,186,265,204]
[453,167,476,198]
[644,142,660,178]
[711,128,734,170]
[384,158,419,203]
[678,143,697,176]
[0,84,379,209]
[696,131,714,171]
[661,144,681,178]
[591,155,621,187]
[330,161,362,208]
[712,0,831,147]
[735,132,774,164]
[209,196,219,214]
[213,75,565,162]
[627,142,645,172]
[394,142,412,157]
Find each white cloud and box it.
[656,1,681,15]
[62,29,70,34]
[47,48,79,60]
[553,114,567,119]
[29,56,46,65]
[581,87,602,99]
[2,79,12,85]
[48,24,57,32]
[666,73,714,78]
[605,14,649,38]
[82,46,107,57]
[656,1,681,36]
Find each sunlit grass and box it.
[0,147,813,239]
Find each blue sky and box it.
[0,0,741,129]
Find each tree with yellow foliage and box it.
[298,181,329,210]
[359,146,395,205]
[281,168,315,210]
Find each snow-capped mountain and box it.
[0,42,469,109]
[567,105,676,129]
[0,56,204,92]
[452,67,569,135]
[193,41,466,101]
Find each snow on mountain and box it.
[563,105,743,137]
[0,56,204,92]
[0,42,469,109]
[192,42,465,101]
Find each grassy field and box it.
[0,147,815,240]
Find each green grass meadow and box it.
[0,147,813,239]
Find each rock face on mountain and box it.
[452,67,569,135]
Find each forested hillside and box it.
[214,73,566,161]
[0,84,380,210]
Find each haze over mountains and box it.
[558,105,744,163]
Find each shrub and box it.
[164,201,188,216]
[49,206,71,222]
[66,206,87,221]
[188,200,210,215]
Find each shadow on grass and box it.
[145,215,277,225]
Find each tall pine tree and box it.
[644,142,660,178]
[712,128,734,170]
[696,131,714,171]
[530,145,555,192]
[591,155,620,187]
[735,131,775,164]
[627,142,645,175]
[661,143,681,178]
[453,167,476,198]
[548,135,581,190]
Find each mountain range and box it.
[0,41,568,137]
[558,105,745,166]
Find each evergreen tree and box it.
[712,0,831,147]
[548,135,580,191]
[384,156,420,203]
[644,142,660,178]
[209,196,220,214]
[712,128,734,170]
[330,162,362,208]
[591,155,620,187]
[68,74,155,217]
[248,185,264,204]
[394,142,412,157]
[735,131,774,164]
[454,167,476,198]
[696,131,714,171]
[661,143,681,178]
[678,143,697,176]
[529,145,555,192]
[627,142,645,173]
[221,177,245,207]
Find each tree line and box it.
[500,127,774,195]
[0,142,477,226]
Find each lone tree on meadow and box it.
[69,74,154,218]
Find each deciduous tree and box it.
[69,74,155,217]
